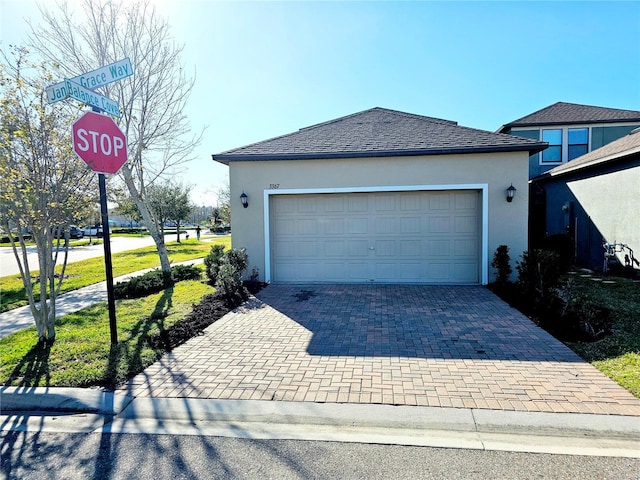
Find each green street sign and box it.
[45,57,133,106]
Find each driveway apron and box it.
[121,285,640,416]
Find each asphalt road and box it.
[0,231,204,277]
[2,431,639,480]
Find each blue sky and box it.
[2,1,639,205]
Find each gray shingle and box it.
[213,107,546,164]
[499,102,640,131]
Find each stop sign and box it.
[72,111,128,174]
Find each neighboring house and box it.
[212,107,545,285]
[498,101,640,179]
[531,128,640,272]
[498,101,640,248]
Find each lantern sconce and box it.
[240,191,249,208]
[506,184,516,203]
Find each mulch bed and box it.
[147,281,266,351]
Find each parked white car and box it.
[82,226,104,237]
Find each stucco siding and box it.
[229,151,529,284]
[567,164,640,268]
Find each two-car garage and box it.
[268,188,483,284]
[213,107,544,285]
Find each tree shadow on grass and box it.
[101,286,174,390]
[5,340,52,387]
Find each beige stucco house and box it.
[212,108,546,285]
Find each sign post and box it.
[72,111,128,344]
[49,59,133,345]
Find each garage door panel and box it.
[400,216,421,233]
[454,263,478,282]
[427,239,451,257]
[375,217,396,234]
[347,218,368,234]
[297,241,318,257]
[324,218,345,235]
[347,240,369,257]
[429,216,452,234]
[374,240,396,257]
[399,240,421,256]
[454,215,477,234]
[455,191,478,209]
[454,239,477,256]
[348,196,368,212]
[324,240,346,257]
[429,193,452,210]
[346,262,369,281]
[271,191,480,284]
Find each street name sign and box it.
[63,79,121,117]
[72,111,128,175]
[46,57,133,110]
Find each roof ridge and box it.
[298,107,456,132]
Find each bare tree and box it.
[29,0,203,274]
[0,48,96,342]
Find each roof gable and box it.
[213,107,546,164]
[499,102,640,132]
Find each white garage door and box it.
[270,190,481,284]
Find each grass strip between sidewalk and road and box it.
[0,237,230,313]
[0,279,214,388]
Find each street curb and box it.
[119,398,640,439]
[0,387,134,415]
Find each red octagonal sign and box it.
[72,111,128,174]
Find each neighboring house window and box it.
[568,128,588,160]
[541,129,562,163]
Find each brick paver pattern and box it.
[121,285,640,416]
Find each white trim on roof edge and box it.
[263,184,489,285]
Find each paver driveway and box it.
[121,285,640,416]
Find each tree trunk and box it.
[121,165,171,274]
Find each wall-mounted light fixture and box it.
[506,184,516,203]
[240,191,249,208]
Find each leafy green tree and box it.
[0,48,96,342]
[29,0,203,275]
[146,182,194,243]
[217,182,231,225]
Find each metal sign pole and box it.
[99,172,118,344]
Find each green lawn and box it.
[0,237,230,312]
[565,274,640,398]
[0,280,214,388]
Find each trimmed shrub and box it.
[540,233,573,273]
[215,263,244,305]
[491,245,512,285]
[171,264,202,282]
[115,264,202,299]
[204,244,225,284]
[516,249,563,315]
[115,269,169,299]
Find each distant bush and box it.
[171,264,202,282]
[115,264,202,299]
[115,270,169,299]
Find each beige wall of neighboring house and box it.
[229,151,529,284]
[567,165,640,267]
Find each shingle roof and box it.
[498,102,640,132]
[544,127,640,178]
[212,107,547,164]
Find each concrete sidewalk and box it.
[1,386,639,457]
[0,258,204,339]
